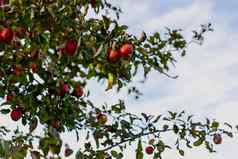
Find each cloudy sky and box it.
[85,0,238,158]
[1,0,238,158]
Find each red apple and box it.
[6,94,13,103]
[97,113,108,125]
[65,39,77,56]
[72,84,84,97]
[59,83,70,97]
[119,43,134,57]
[30,63,37,73]
[13,64,23,76]
[10,108,22,121]
[0,28,14,43]
[107,48,120,62]
[213,134,222,144]
[145,146,154,155]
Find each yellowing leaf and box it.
[106,73,114,91]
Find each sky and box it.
[1,0,238,158]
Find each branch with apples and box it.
[0,0,236,159]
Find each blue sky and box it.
[0,0,238,158]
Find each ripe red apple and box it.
[119,43,134,57]
[72,84,84,97]
[107,48,120,62]
[213,134,222,144]
[145,146,154,155]
[59,83,70,97]
[10,109,22,121]
[30,63,37,73]
[0,28,14,43]
[65,39,77,56]
[6,94,13,103]
[97,113,108,125]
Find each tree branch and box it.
[99,128,173,152]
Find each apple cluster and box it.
[107,43,134,62]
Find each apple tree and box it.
[0,0,236,159]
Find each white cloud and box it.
[143,0,214,33]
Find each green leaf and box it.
[168,111,177,119]
[136,140,143,159]
[94,44,104,58]
[163,125,169,130]
[29,118,38,133]
[223,131,233,138]
[0,109,10,114]
[173,125,179,134]
[224,122,233,129]
[178,149,185,156]
[211,121,219,130]
[152,115,162,123]
[193,138,204,146]
[111,150,118,158]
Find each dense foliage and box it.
[0,0,235,159]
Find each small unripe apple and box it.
[120,43,134,57]
[72,84,84,97]
[213,134,222,144]
[0,28,14,43]
[107,48,120,62]
[10,108,22,121]
[97,113,108,125]
[65,39,77,56]
[145,146,154,155]
[30,63,37,73]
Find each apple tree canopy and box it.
[0,0,236,159]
